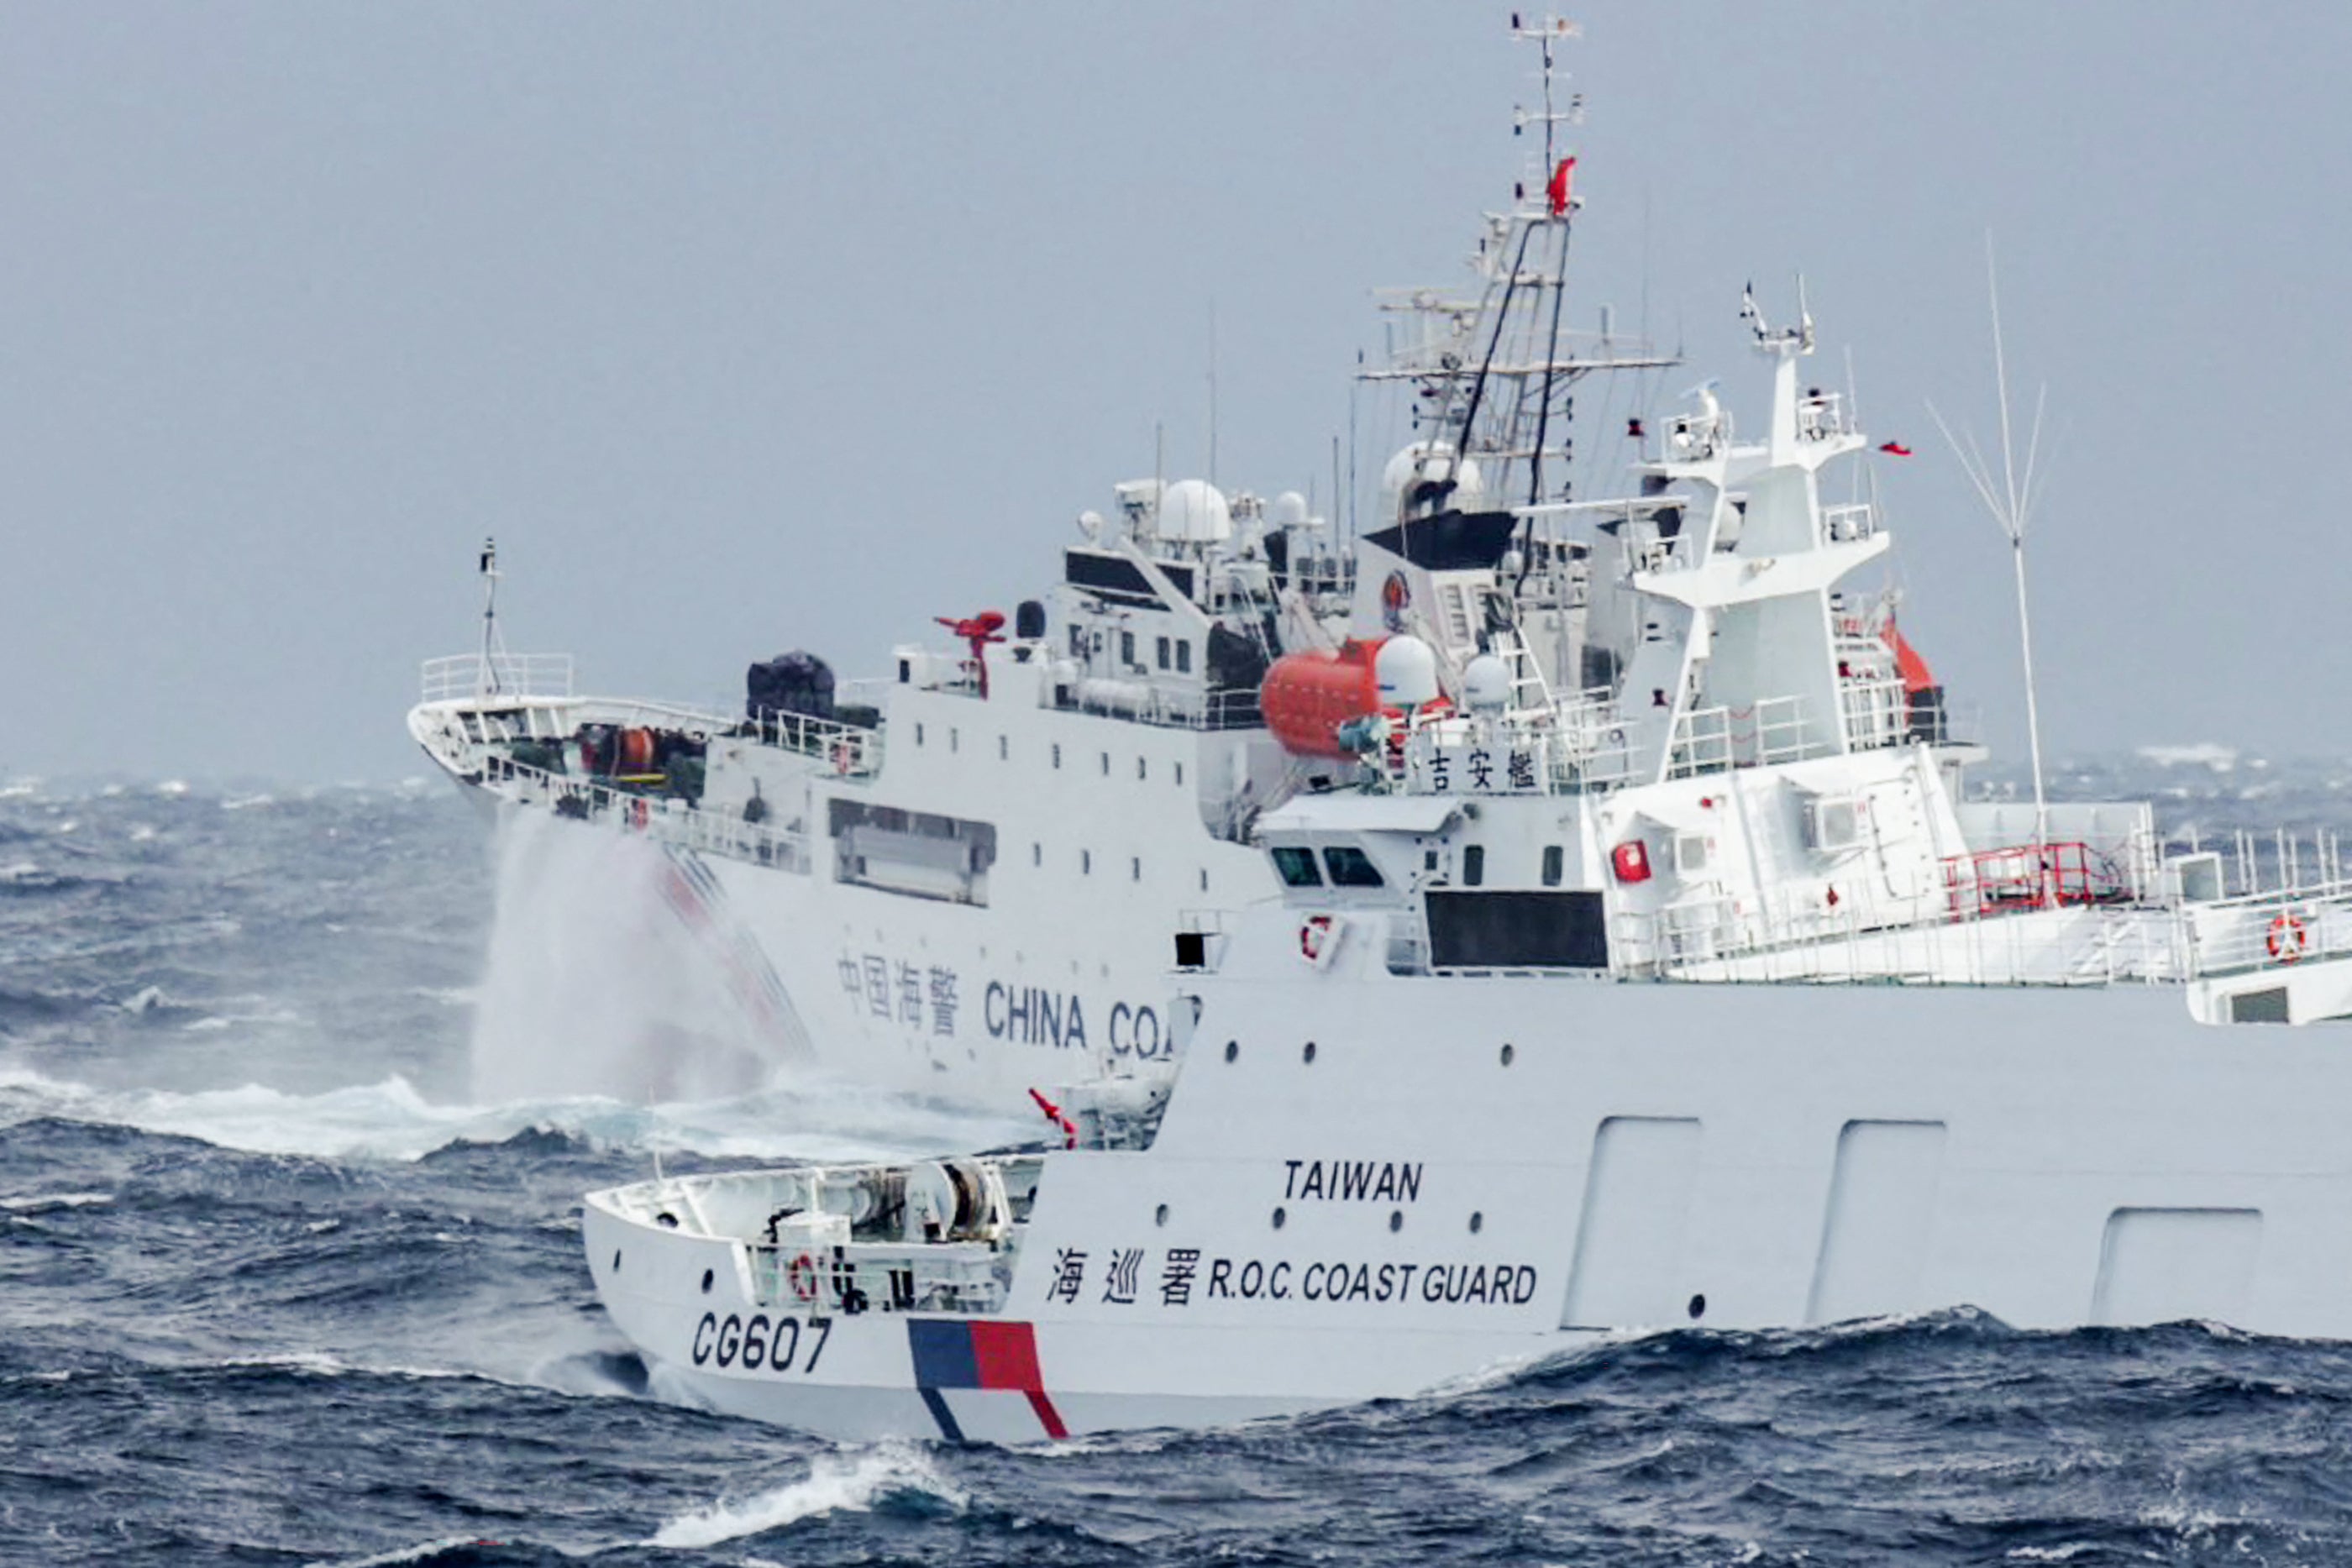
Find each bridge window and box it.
[1271,847,1323,888]
[1542,845,1564,887]
[1121,631,1137,666]
[1322,846,1385,888]
[1177,640,1192,674]
[1157,636,1171,669]
[1462,845,1485,887]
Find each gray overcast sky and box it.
[5,3,2345,782]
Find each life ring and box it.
[2267,913,2309,963]
[786,1252,819,1303]
[1299,914,1338,966]
[628,797,650,831]
[831,739,855,776]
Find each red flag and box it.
[1878,441,1913,456]
[1546,156,1576,217]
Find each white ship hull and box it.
[584,957,2352,1442]
[419,654,1283,1102]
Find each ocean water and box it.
[4,759,2352,1566]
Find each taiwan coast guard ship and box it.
[577,23,2352,1441]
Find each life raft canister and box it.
[2268,912,2309,962]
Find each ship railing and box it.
[1546,688,1638,790]
[744,708,885,776]
[2181,876,2352,976]
[749,1240,1009,1318]
[1056,681,1264,732]
[1664,411,1728,461]
[1822,501,1877,543]
[1667,695,1819,779]
[475,751,813,873]
[1838,676,1908,753]
[1612,894,2194,988]
[1797,390,1850,443]
[418,652,575,705]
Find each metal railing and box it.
[476,751,814,873]
[418,653,575,704]
[1668,695,1814,778]
[1822,501,1877,543]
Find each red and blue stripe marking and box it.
[906,1319,1068,1442]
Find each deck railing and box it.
[418,653,575,704]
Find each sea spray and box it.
[468,809,780,1102]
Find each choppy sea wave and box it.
[4,769,2352,1565]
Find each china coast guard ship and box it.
[412,441,1367,1100]
[579,21,2352,1441]
[407,19,1668,1104]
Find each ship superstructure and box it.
[577,21,2352,1444]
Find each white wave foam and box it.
[0,1190,113,1214]
[0,861,41,881]
[0,1064,1031,1166]
[651,1443,962,1547]
[2136,742,2239,772]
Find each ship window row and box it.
[915,733,1181,789]
[1271,845,1386,889]
[1074,624,1194,674]
[1029,839,1203,890]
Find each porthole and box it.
[1469,1211,1484,1234]
[1688,1293,1708,1320]
[700,1268,714,1294]
[1154,1204,1169,1228]
[612,1250,622,1272]
[1388,1209,1403,1233]
[1224,1040,1239,1063]
[1499,1043,1515,1067]
[1302,1041,1317,1064]
[1272,1207,1287,1230]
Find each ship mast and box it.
[1359,14,1673,523]
[477,535,507,698]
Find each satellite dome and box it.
[1374,635,1441,709]
[1273,490,1310,527]
[1462,654,1511,712]
[1158,479,1234,543]
[1379,442,1484,522]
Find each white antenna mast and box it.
[476,536,507,698]
[1927,234,2053,895]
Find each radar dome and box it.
[1374,635,1442,709]
[1462,654,1511,712]
[1273,490,1310,527]
[1378,442,1484,522]
[1158,479,1233,543]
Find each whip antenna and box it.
[1926,234,2053,896]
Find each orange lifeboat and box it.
[1260,639,1385,758]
